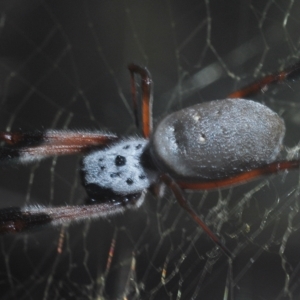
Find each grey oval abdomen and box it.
[150,99,285,180]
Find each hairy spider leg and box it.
[128,63,153,138]
[0,201,137,234]
[160,174,232,258]
[0,130,118,163]
[177,160,300,190]
[228,61,300,98]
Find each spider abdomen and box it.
[150,98,285,180]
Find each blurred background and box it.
[0,1,300,299]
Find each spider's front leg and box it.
[128,63,153,138]
[0,130,118,164]
[0,135,155,235]
[0,193,146,234]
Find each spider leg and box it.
[0,130,118,164]
[0,204,126,234]
[176,160,300,190]
[228,61,300,98]
[160,173,232,258]
[128,63,153,138]
[0,193,146,234]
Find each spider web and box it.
[0,1,300,299]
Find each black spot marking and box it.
[98,158,103,162]
[100,166,105,170]
[110,173,120,178]
[115,155,126,166]
[123,145,130,150]
[136,144,142,149]
[126,178,133,185]
[139,174,146,179]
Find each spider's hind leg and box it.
[228,61,300,99]
[160,173,232,258]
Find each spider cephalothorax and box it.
[81,138,158,206]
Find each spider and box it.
[0,62,300,258]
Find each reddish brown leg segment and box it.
[177,160,300,190]
[0,130,118,162]
[160,173,232,258]
[0,202,129,234]
[228,61,300,99]
[128,63,153,138]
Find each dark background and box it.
[0,1,300,299]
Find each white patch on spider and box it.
[192,113,201,121]
[82,138,158,195]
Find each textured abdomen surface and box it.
[150,99,285,180]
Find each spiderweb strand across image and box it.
[0,1,300,300]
